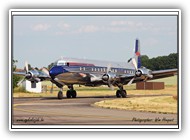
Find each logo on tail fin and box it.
[128,39,141,68]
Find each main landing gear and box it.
[116,85,127,98]
[57,85,77,99]
[57,84,126,99]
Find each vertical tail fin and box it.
[134,39,141,68]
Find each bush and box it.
[13,75,21,89]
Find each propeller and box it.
[17,61,30,86]
[107,64,114,90]
[102,64,115,90]
[127,58,137,85]
[16,61,43,86]
[127,57,153,85]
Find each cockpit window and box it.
[56,60,67,66]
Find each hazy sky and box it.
[13,15,177,68]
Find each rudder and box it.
[134,39,141,68]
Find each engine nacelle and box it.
[102,73,117,83]
[25,70,41,82]
[136,67,153,79]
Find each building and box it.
[22,80,42,93]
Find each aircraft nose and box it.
[49,66,64,77]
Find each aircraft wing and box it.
[13,69,51,82]
[151,68,177,80]
[13,71,26,76]
[119,68,177,85]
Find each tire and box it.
[116,90,121,98]
[66,90,72,98]
[71,90,77,98]
[58,91,63,99]
[121,90,127,98]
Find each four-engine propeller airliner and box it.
[13,39,177,99]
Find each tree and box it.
[48,62,54,70]
[141,53,178,70]
[13,60,18,71]
[24,63,32,71]
[13,59,21,89]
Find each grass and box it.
[151,75,177,86]
[93,76,178,114]
[94,96,177,114]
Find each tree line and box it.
[140,53,178,71]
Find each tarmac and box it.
[12,95,178,126]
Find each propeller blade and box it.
[25,61,29,73]
[108,81,114,90]
[35,78,41,82]
[107,63,112,73]
[131,58,138,70]
[147,74,153,78]
[50,83,53,93]
[127,77,135,86]
[17,77,25,86]
[42,67,50,76]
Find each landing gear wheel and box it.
[66,90,77,98]
[116,90,127,98]
[58,91,63,99]
[71,90,77,98]
[116,90,121,98]
[66,90,72,98]
[121,90,127,98]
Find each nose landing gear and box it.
[58,87,63,99]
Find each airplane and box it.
[13,39,177,99]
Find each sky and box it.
[13,13,178,68]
